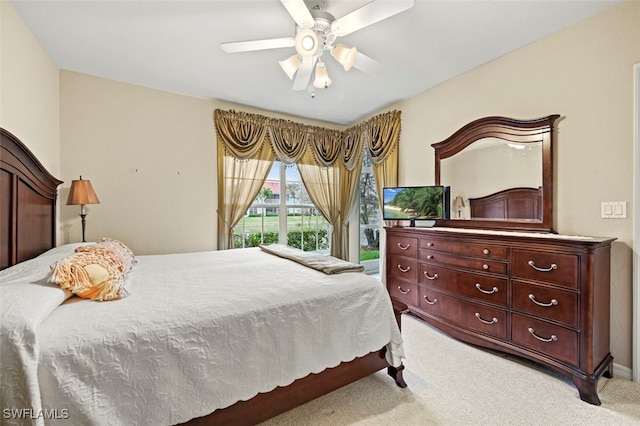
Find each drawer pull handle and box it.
[423,295,438,305]
[482,264,489,270]
[397,243,411,251]
[397,286,411,295]
[475,313,498,325]
[527,260,558,272]
[528,294,558,307]
[423,271,439,280]
[426,255,433,259]
[476,283,499,294]
[397,265,411,273]
[528,327,558,343]
[483,248,490,255]
[426,242,434,247]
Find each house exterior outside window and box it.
[233,161,330,252]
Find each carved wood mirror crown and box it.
[432,115,560,232]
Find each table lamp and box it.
[66,176,100,242]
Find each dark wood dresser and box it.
[385,226,615,405]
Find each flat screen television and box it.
[382,186,451,225]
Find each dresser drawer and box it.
[419,237,508,259]
[388,278,419,306]
[512,280,579,328]
[419,264,507,306]
[418,286,449,317]
[388,235,418,258]
[418,287,507,339]
[420,250,507,275]
[511,249,579,288]
[388,256,418,282]
[512,313,578,366]
[457,298,507,339]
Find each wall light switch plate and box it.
[601,201,627,219]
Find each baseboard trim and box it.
[613,362,632,380]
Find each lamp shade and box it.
[453,195,465,209]
[313,62,332,89]
[279,54,302,80]
[331,44,357,71]
[67,177,100,206]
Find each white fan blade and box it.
[331,0,414,36]
[221,37,294,53]
[352,51,386,76]
[280,0,314,29]
[292,56,317,91]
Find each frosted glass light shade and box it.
[331,44,357,71]
[294,28,318,57]
[313,62,332,89]
[279,55,302,80]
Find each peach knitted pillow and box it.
[48,239,135,301]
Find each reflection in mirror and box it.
[432,115,560,232]
[441,138,542,220]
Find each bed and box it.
[0,128,406,425]
[468,187,542,220]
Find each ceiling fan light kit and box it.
[221,0,414,91]
[279,54,303,80]
[313,61,332,88]
[331,43,357,71]
[294,28,318,57]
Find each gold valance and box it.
[214,109,269,160]
[342,127,364,172]
[365,110,401,165]
[213,108,401,169]
[268,118,308,165]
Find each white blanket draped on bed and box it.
[1,246,404,426]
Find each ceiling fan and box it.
[221,0,414,91]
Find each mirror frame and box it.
[432,115,560,232]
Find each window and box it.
[233,161,331,251]
[359,149,380,274]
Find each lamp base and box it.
[79,213,87,243]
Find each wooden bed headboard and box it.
[1,128,63,270]
[468,187,542,221]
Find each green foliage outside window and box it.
[234,229,329,252]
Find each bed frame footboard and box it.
[183,303,407,426]
[183,348,403,426]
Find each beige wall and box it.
[60,72,219,254]
[1,1,60,176]
[395,1,640,370]
[59,72,343,255]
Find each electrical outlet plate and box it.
[601,201,627,219]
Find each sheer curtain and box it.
[214,108,400,260]
[214,110,275,249]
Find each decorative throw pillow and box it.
[76,238,136,273]
[48,238,135,301]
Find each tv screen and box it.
[383,186,450,221]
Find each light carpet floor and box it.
[261,314,640,425]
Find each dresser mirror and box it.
[432,115,560,232]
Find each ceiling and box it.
[12,0,621,125]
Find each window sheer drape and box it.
[214,109,400,260]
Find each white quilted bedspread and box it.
[1,246,404,425]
